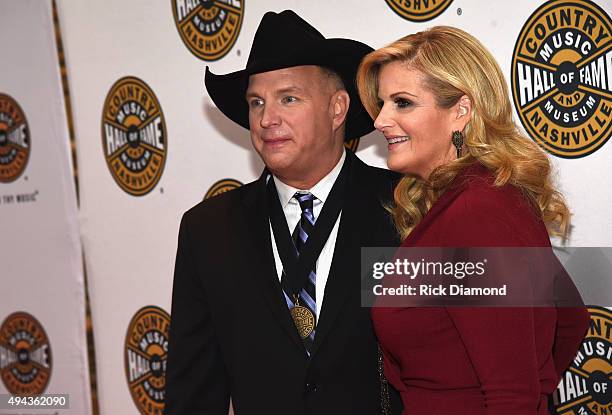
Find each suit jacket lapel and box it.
[241,170,305,351]
[310,152,363,356]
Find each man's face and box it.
[246,66,345,186]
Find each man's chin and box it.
[262,153,295,173]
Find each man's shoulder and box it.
[349,152,401,190]
[181,178,260,227]
[365,163,401,182]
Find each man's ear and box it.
[331,90,350,132]
[453,95,472,131]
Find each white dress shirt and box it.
[269,150,345,317]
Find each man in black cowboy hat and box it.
[165,10,400,415]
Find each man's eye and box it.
[282,96,297,104]
[394,98,412,109]
[249,99,263,108]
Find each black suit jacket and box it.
[165,151,402,415]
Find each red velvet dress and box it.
[372,163,590,415]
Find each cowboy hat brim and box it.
[205,38,375,140]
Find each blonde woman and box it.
[357,26,590,414]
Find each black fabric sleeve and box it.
[165,213,231,414]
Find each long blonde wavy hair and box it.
[356,26,570,241]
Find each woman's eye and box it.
[394,98,412,109]
[282,96,297,104]
[376,99,384,108]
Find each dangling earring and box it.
[452,131,464,158]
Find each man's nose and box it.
[260,103,281,128]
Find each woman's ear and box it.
[454,95,472,131]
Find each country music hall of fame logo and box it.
[383,0,453,22]
[0,312,52,395]
[102,77,167,196]
[0,94,30,183]
[124,305,171,415]
[511,0,611,158]
[551,306,611,415]
[172,0,244,61]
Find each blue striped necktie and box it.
[287,191,317,352]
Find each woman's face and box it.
[374,62,462,180]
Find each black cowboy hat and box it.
[205,10,375,140]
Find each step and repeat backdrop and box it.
[0,0,609,414]
[0,1,92,414]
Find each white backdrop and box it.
[0,1,91,413]
[55,0,610,414]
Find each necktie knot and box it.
[294,192,315,213]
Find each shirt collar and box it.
[272,149,346,208]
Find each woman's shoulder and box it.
[439,163,550,246]
[456,163,534,216]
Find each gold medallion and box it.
[290,305,315,339]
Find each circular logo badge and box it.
[552,306,611,415]
[204,178,242,200]
[511,0,611,158]
[172,0,244,61]
[0,94,30,183]
[383,0,453,22]
[344,137,361,153]
[0,312,52,395]
[125,306,170,415]
[102,77,167,196]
